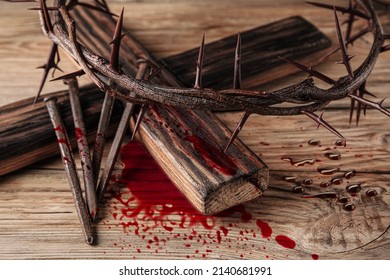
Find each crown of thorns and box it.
[30,0,390,150]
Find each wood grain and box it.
[0,0,389,259]
[161,16,331,90]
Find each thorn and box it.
[233,33,242,90]
[136,58,161,81]
[148,67,161,81]
[349,94,390,118]
[334,6,354,79]
[130,104,147,141]
[39,0,53,33]
[373,0,390,8]
[59,5,106,91]
[109,7,124,71]
[34,43,60,105]
[381,44,390,52]
[194,33,205,89]
[356,89,364,126]
[349,90,358,125]
[50,69,86,82]
[28,7,59,11]
[359,81,377,98]
[279,56,336,85]
[355,82,377,125]
[318,26,370,63]
[301,110,346,140]
[344,0,357,43]
[363,105,367,116]
[224,112,250,153]
[306,1,370,19]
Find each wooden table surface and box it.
[1,0,390,259]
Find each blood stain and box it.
[184,134,238,176]
[275,235,296,249]
[75,127,84,140]
[116,141,216,236]
[256,220,272,239]
[311,254,319,260]
[109,141,308,257]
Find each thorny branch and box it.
[33,0,389,147]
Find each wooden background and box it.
[1,0,390,259]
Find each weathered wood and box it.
[0,85,123,176]
[0,0,389,260]
[161,16,331,90]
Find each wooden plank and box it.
[135,108,268,214]
[0,85,123,176]
[161,16,331,90]
[0,0,389,260]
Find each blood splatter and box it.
[105,141,309,258]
